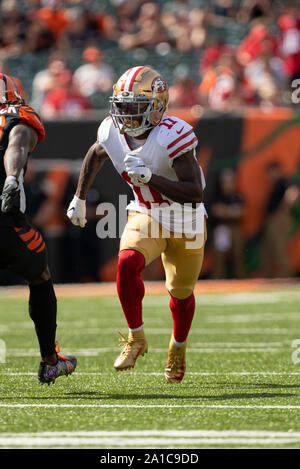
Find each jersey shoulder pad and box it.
[19,105,45,142]
[97,116,113,145]
[156,115,198,161]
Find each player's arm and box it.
[149,151,203,204]
[75,142,108,199]
[1,124,38,213]
[125,150,203,204]
[4,124,37,177]
[67,142,108,227]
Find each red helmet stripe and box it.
[120,66,145,92]
[120,68,133,92]
[127,66,145,91]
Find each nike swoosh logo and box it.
[176,126,184,134]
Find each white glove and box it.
[124,155,152,184]
[67,195,87,228]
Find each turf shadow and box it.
[213,382,300,390]
[64,391,297,400]
[1,391,296,402]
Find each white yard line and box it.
[3,371,300,376]
[2,327,299,336]
[192,329,299,335]
[206,312,300,323]
[195,292,300,304]
[5,346,281,357]
[191,342,282,347]
[1,404,300,409]
[2,430,300,437]
[2,322,300,333]
[142,292,300,305]
[0,436,299,447]
[53,328,300,336]
[2,430,300,447]
[4,289,300,305]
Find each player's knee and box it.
[118,249,145,277]
[28,266,51,286]
[168,287,193,300]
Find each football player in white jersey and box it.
[67,66,207,383]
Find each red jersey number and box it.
[122,171,170,209]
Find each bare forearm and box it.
[149,174,203,204]
[76,144,107,199]
[4,149,27,178]
[4,126,34,178]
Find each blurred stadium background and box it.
[1,0,300,285]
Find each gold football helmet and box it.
[109,66,169,137]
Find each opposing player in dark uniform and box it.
[0,73,77,384]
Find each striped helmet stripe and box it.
[0,73,20,102]
[119,68,131,91]
[1,73,7,100]
[121,66,145,92]
[10,76,19,93]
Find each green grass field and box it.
[1,286,300,448]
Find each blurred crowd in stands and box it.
[1,0,300,284]
[0,0,300,115]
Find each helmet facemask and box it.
[109,91,164,137]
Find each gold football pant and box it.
[120,212,206,299]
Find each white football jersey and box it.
[97,114,206,235]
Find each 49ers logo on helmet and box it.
[152,77,167,93]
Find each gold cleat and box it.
[114,329,148,371]
[164,336,186,383]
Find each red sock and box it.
[117,249,145,330]
[169,293,195,343]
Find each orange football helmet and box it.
[109,66,169,137]
[0,73,24,105]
